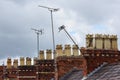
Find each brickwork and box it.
[57,56,86,78]
[0,66,3,80]
[18,66,36,80]
[36,60,55,80]
[1,48,120,80]
[81,48,120,75]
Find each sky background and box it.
[0,0,120,64]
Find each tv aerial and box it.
[31,28,44,57]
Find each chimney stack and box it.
[7,58,12,69]
[39,50,45,60]
[95,34,103,49]
[46,49,52,60]
[110,35,118,50]
[20,57,25,66]
[33,57,38,65]
[103,35,110,49]
[86,34,94,49]
[56,45,63,57]
[26,57,31,65]
[73,45,79,56]
[13,59,18,68]
[64,44,71,56]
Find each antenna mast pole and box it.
[59,25,79,49]
[31,28,43,57]
[31,28,43,80]
[38,5,59,80]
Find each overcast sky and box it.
[1,0,120,64]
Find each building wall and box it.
[57,56,86,78]
[81,48,120,74]
[18,66,36,80]
[1,49,120,80]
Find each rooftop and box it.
[60,69,83,80]
[60,62,120,80]
[86,62,120,80]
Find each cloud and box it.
[1,0,120,64]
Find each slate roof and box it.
[60,62,120,80]
[65,70,83,80]
[86,62,120,80]
[60,69,83,80]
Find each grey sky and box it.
[0,0,120,64]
